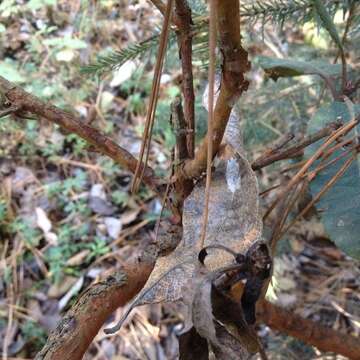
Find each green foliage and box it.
[87,236,110,260]
[0,0,21,17]
[64,199,91,217]
[0,0,55,15]
[21,320,47,350]
[10,218,41,247]
[26,0,56,11]
[45,171,87,198]
[258,56,343,80]
[0,59,26,83]
[0,198,7,222]
[111,190,129,207]
[46,223,90,282]
[312,0,343,52]
[305,102,360,260]
[81,33,175,76]
[241,0,311,25]
[81,0,348,76]
[65,134,88,156]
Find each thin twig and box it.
[263,119,358,219]
[199,0,217,249]
[252,122,342,171]
[269,179,308,253]
[279,152,356,238]
[334,1,356,64]
[175,0,195,158]
[149,0,166,15]
[307,143,355,179]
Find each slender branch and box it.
[149,0,182,28]
[264,118,359,219]
[251,121,342,171]
[278,151,356,239]
[199,0,217,249]
[258,301,360,360]
[334,1,356,65]
[175,0,195,158]
[149,0,166,15]
[180,0,250,180]
[268,180,308,253]
[0,76,163,194]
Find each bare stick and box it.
[258,301,360,359]
[199,0,217,249]
[269,180,308,253]
[279,152,356,239]
[264,119,358,219]
[252,122,341,171]
[175,0,195,158]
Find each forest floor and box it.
[0,1,359,359]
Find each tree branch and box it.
[35,260,155,360]
[36,222,182,360]
[149,0,182,28]
[149,0,166,15]
[251,121,342,171]
[258,301,360,360]
[0,76,163,194]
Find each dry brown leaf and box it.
[105,147,263,336]
[192,274,220,348]
[105,78,265,360]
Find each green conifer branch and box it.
[81,0,350,76]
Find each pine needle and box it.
[131,0,175,193]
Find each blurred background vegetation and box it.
[0,0,359,359]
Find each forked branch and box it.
[180,0,250,180]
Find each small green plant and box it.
[10,218,41,247]
[65,134,88,156]
[64,199,91,217]
[111,190,129,207]
[87,236,110,260]
[21,320,47,351]
[0,198,7,222]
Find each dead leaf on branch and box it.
[104,77,270,358]
[104,146,266,324]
